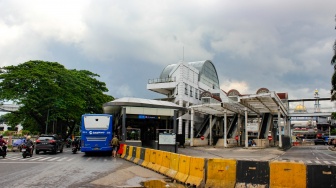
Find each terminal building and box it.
[103,60,333,150]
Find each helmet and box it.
[27,135,31,140]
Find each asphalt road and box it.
[276,145,336,165]
[0,148,166,188]
[178,145,336,165]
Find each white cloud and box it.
[0,0,336,103]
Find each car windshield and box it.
[38,137,54,141]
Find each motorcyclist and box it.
[25,135,34,155]
[0,135,7,152]
[72,137,80,149]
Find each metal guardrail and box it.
[148,77,176,84]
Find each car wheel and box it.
[35,150,39,154]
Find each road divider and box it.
[236,160,269,187]
[185,156,205,187]
[120,144,335,188]
[270,161,306,188]
[205,158,236,188]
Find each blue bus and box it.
[80,114,113,153]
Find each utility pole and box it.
[45,109,50,134]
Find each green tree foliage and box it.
[0,60,114,138]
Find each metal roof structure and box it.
[190,91,287,117]
[103,97,186,114]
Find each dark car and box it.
[314,139,325,145]
[35,135,64,154]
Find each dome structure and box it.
[294,104,307,113]
[159,60,220,89]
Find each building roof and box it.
[159,60,220,89]
[103,97,186,114]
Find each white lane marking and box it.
[0,161,47,164]
[324,161,331,165]
[306,160,312,163]
[57,157,68,161]
[39,157,52,161]
[29,157,44,161]
[47,157,60,161]
[315,161,321,164]
[66,158,74,162]
[332,161,336,164]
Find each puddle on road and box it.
[142,179,191,188]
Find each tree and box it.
[0,60,114,138]
[331,15,336,100]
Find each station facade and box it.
[103,60,332,149]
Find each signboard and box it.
[159,133,176,145]
[247,123,259,132]
[138,115,159,119]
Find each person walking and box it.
[111,135,119,157]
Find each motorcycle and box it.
[72,141,80,154]
[21,143,33,158]
[66,139,72,148]
[0,145,7,158]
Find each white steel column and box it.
[210,115,212,146]
[238,114,241,146]
[245,108,248,148]
[178,99,183,134]
[185,119,189,139]
[190,108,194,147]
[278,107,282,148]
[224,110,227,148]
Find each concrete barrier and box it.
[153,150,163,172]
[137,147,146,165]
[119,146,336,187]
[159,151,171,175]
[130,146,137,161]
[126,145,133,161]
[270,161,306,188]
[121,145,129,159]
[175,155,191,183]
[166,153,180,179]
[147,149,157,170]
[205,158,236,188]
[185,157,206,187]
[133,147,142,164]
[141,148,151,167]
[236,160,269,187]
[307,164,336,188]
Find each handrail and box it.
[148,77,176,84]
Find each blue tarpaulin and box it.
[13,138,25,146]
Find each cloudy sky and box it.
[1,0,336,109]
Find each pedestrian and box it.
[111,135,119,157]
[0,135,7,152]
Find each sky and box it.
[1,0,336,110]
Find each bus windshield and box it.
[83,115,110,130]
